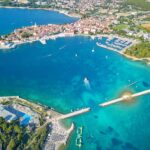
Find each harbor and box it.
[0,4,150,150]
[96,35,134,52]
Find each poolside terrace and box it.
[0,103,40,126]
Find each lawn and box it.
[113,24,128,31]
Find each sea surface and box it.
[0,8,77,35]
[0,8,150,150]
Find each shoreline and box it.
[1,32,149,64]
[96,35,150,64]
[1,30,149,64]
[97,42,150,64]
[57,122,74,150]
[0,6,149,64]
[0,6,81,19]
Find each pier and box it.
[99,89,150,107]
[50,108,90,122]
[37,108,90,131]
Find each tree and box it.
[7,139,15,150]
[21,32,33,38]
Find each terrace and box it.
[0,104,40,126]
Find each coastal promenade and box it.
[99,89,150,107]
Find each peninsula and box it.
[0,15,149,62]
[0,17,114,49]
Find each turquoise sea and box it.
[0,8,150,150]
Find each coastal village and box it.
[0,16,115,48]
[0,0,150,150]
[0,11,150,61]
[0,0,150,60]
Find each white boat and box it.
[84,77,90,89]
[40,38,46,45]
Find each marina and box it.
[96,36,134,52]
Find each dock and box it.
[99,89,150,107]
[50,108,90,122]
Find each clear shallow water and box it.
[0,8,150,150]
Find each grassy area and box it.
[125,42,150,58]
[113,24,128,31]
[126,0,150,10]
